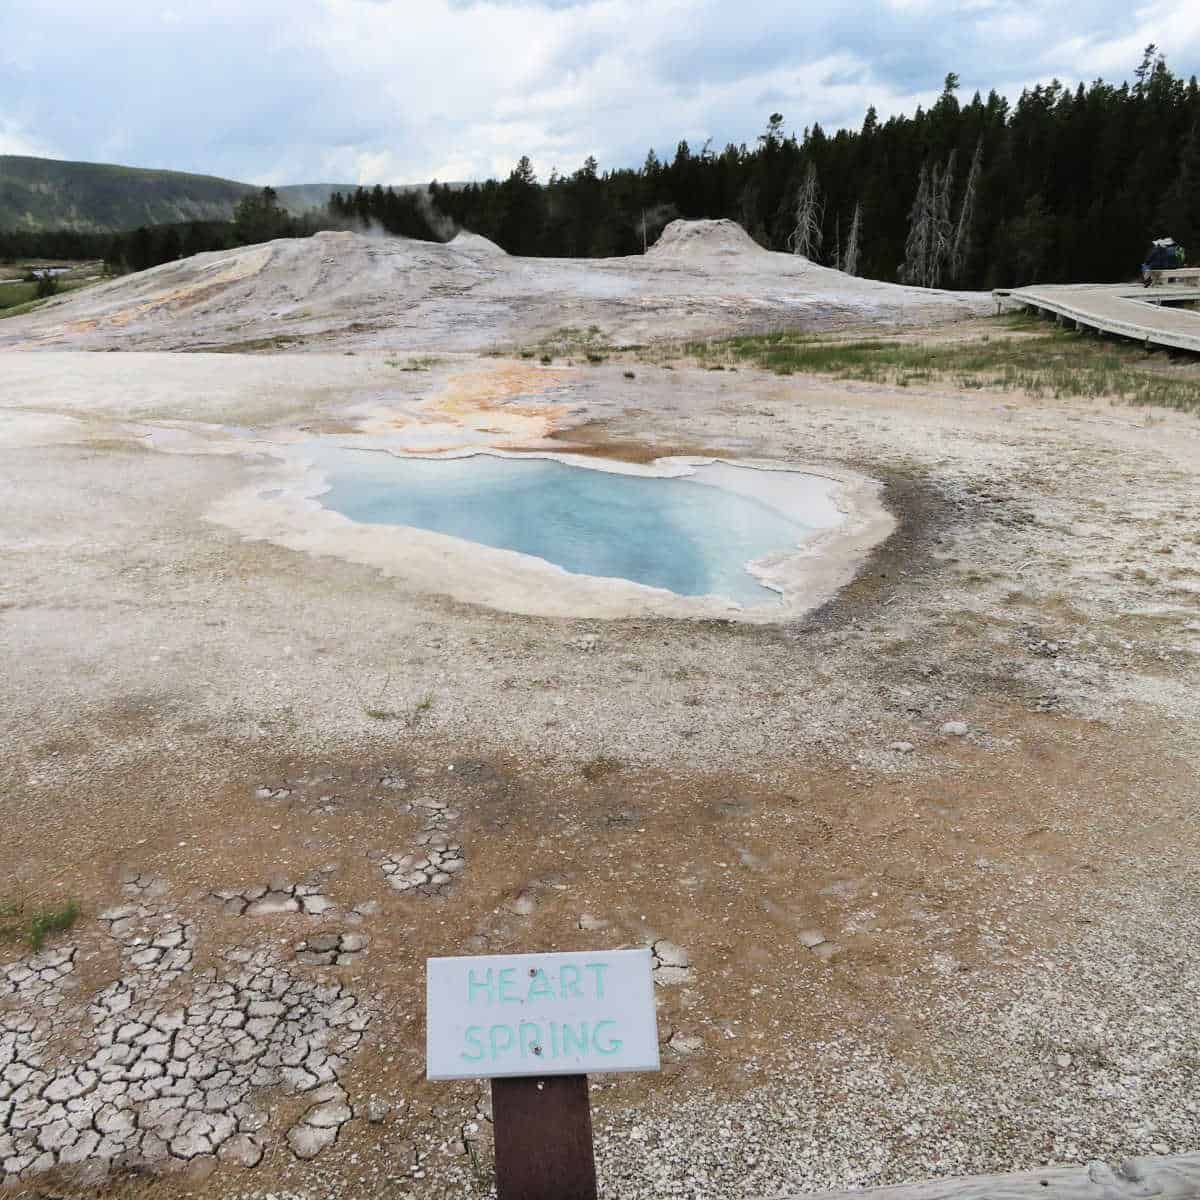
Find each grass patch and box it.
[386,355,443,371]
[0,275,99,319]
[207,333,306,353]
[531,325,615,361]
[1,900,80,952]
[681,315,1200,414]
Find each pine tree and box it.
[1156,122,1200,257]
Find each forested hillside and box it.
[0,157,354,233]
[333,50,1200,288]
[0,156,258,232]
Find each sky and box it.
[2,0,1199,187]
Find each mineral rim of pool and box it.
[307,449,845,605]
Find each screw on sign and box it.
[427,948,660,1200]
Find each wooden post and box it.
[492,1074,598,1200]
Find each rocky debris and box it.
[122,920,196,982]
[505,874,569,918]
[253,767,430,818]
[287,1082,353,1159]
[888,740,916,754]
[295,932,368,967]
[940,720,970,737]
[668,1031,704,1055]
[380,833,464,898]
[797,929,841,961]
[507,891,539,916]
[0,946,76,1009]
[411,796,458,827]
[651,941,691,986]
[0,932,369,1184]
[346,900,381,926]
[211,873,335,918]
[570,633,599,652]
[119,870,169,899]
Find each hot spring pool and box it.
[308,449,845,605]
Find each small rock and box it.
[367,1100,391,1124]
[288,1122,337,1159]
[653,940,690,969]
[653,966,690,987]
[1056,1053,1073,1069]
[940,720,970,737]
[578,914,610,931]
[888,741,915,754]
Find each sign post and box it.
[426,948,660,1200]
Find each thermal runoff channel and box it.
[313,451,832,604]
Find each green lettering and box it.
[585,962,609,999]
[592,1020,622,1055]
[526,969,555,1003]
[561,1021,589,1058]
[498,968,519,1004]
[468,968,495,1006]
[489,1024,515,1060]
[519,1021,543,1060]
[559,963,583,999]
[461,1026,485,1061]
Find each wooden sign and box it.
[426,948,660,1080]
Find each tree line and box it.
[333,50,1200,288]
[6,50,1200,289]
[0,187,318,273]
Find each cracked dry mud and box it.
[1,928,365,1180]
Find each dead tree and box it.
[904,151,958,288]
[842,202,863,276]
[789,163,824,259]
[903,163,931,285]
[951,137,983,284]
[928,149,956,288]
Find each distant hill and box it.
[0,156,361,232]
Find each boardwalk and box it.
[997,282,1200,353]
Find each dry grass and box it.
[679,314,1200,414]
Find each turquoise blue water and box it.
[313,451,815,604]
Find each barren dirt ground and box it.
[1,228,1198,1199]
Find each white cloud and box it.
[0,118,56,159]
[1,0,1198,185]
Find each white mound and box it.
[0,222,988,354]
[647,218,768,260]
[449,231,508,257]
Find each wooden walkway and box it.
[996,283,1200,353]
[782,1152,1200,1200]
